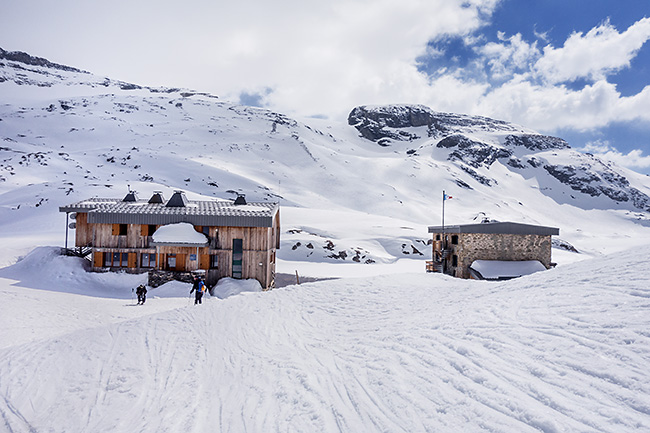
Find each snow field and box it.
[1,246,649,432]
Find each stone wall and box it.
[451,233,552,279]
[148,269,199,288]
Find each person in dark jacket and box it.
[136,284,147,305]
[190,276,206,305]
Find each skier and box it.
[136,284,147,305]
[190,276,206,305]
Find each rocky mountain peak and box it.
[347,104,649,212]
[348,104,523,145]
[0,47,87,74]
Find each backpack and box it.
[198,280,206,293]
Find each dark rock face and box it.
[505,134,569,151]
[459,165,496,186]
[348,104,518,143]
[0,47,86,73]
[543,165,602,197]
[543,162,650,211]
[437,134,512,168]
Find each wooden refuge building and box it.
[426,221,559,280]
[60,191,280,289]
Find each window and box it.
[103,252,129,267]
[167,254,176,270]
[232,239,243,279]
[436,234,441,241]
[452,255,458,267]
[210,254,218,269]
[119,224,128,236]
[451,235,458,245]
[141,225,157,236]
[202,226,210,237]
[141,253,156,268]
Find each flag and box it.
[443,193,453,200]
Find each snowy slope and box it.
[1,47,650,272]
[0,243,649,432]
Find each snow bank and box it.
[212,277,263,299]
[1,245,649,432]
[470,259,546,279]
[152,222,208,245]
[0,246,145,298]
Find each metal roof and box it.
[428,221,559,236]
[60,198,279,227]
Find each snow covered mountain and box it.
[2,48,650,433]
[348,104,650,212]
[1,47,650,271]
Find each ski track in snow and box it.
[1,248,650,432]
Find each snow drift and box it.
[0,245,649,432]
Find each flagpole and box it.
[442,190,445,249]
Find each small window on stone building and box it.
[451,235,458,245]
[436,234,441,241]
[452,255,458,267]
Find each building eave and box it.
[428,221,559,236]
[59,198,280,228]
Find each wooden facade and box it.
[61,192,280,289]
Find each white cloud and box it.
[534,18,650,84]
[580,141,650,170]
[477,32,540,79]
[0,0,503,120]
[473,79,650,132]
[1,0,649,144]
[425,17,650,135]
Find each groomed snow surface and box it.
[1,246,649,432]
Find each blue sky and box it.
[416,0,650,172]
[1,0,649,172]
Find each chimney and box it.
[122,191,138,202]
[166,190,188,207]
[234,193,247,205]
[148,191,165,204]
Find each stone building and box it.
[426,221,559,280]
[60,191,280,289]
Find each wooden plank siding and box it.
[71,212,279,289]
[74,212,93,247]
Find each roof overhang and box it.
[59,199,279,228]
[428,221,559,236]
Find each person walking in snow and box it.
[136,284,147,305]
[190,276,206,305]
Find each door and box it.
[167,254,176,270]
[232,239,243,279]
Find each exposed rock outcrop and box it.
[0,47,86,73]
